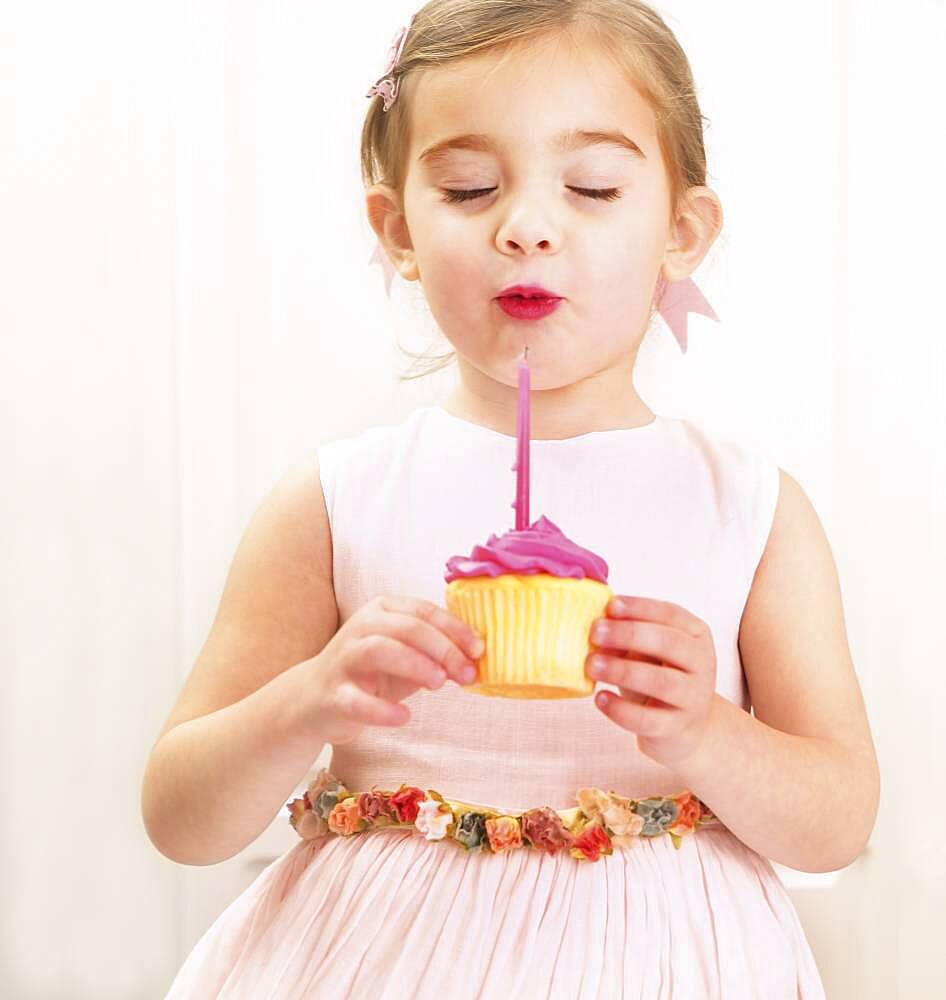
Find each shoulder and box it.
[317,409,426,465]
[738,465,878,764]
[668,417,779,532]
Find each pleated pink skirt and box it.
[165,823,826,999]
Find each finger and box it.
[587,654,690,710]
[586,646,651,706]
[606,595,705,639]
[599,683,651,708]
[351,635,452,691]
[338,679,411,728]
[595,688,674,737]
[593,644,664,667]
[379,595,485,679]
[384,610,480,685]
[590,618,696,675]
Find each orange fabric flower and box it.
[328,797,366,836]
[668,791,702,836]
[485,815,523,853]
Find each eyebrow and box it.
[418,128,646,165]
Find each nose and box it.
[494,190,560,256]
[497,231,556,256]
[505,237,552,253]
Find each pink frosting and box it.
[444,514,609,584]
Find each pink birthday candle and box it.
[512,347,530,530]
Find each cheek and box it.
[419,226,488,303]
[573,260,655,323]
[419,254,492,343]
[573,228,663,311]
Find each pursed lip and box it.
[496,283,562,300]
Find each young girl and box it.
[147,2,879,996]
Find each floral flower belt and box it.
[287,769,722,863]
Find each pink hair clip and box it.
[366,17,415,112]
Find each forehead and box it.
[407,33,657,163]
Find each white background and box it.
[1,1,943,996]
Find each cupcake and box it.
[444,515,613,699]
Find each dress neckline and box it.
[424,405,664,444]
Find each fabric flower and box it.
[358,790,395,825]
[667,792,702,837]
[601,797,645,838]
[520,807,576,855]
[288,795,329,839]
[453,811,487,851]
[634,797,680,837]
[296,809,329,840]
[577,788,646,839]
[389,784,426,824]
[306,767,339,801]
[569,821,613,862]
[415,798,454,841]
[485,815,523,853]
[328,796,367,836]
[307,769,347,820]
[287,797,307,830]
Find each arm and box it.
[677,693,879,873]
[141,658,323,866]
[680,468,880,873]
[141,455,339,866]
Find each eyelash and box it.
[441,186,622,204]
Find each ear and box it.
[661,186,724,282]
[365,183,420,282]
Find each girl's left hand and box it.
[586,596,718,769]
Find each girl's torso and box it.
[316,404,778,812]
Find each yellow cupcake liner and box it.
[445,573,613,699]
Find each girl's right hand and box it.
[298,594,485,746]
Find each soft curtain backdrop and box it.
[2,0,943,996]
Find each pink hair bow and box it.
[368,243,718,354]
[365,18,414,112]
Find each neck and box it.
[441,385,656,441]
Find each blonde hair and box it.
[360,0,713,381]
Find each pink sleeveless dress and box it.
[165,405,827,999]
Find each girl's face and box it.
[369,32,717,418]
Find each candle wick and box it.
[523,345,529,361]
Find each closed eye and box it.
[441,186,622,204]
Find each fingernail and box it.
[462,665,478,683]
[588,656,606,677]
[591,623,609,643]
[470,636,485,658]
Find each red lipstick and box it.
[497,283,561,299]
[496,283,563,320]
